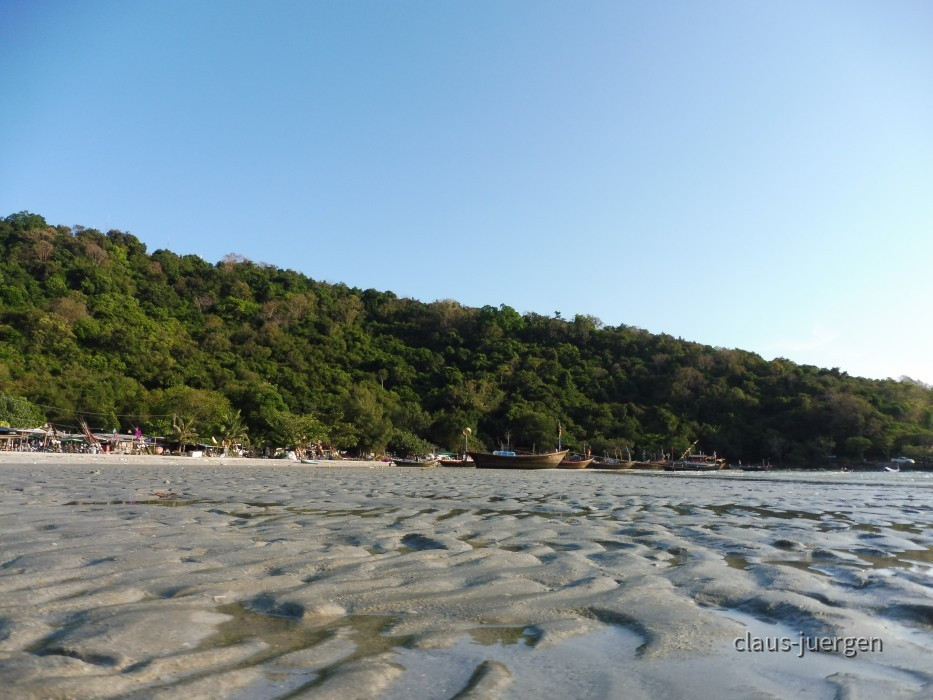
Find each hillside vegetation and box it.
[1,212,931,464]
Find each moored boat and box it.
[559,455,594,469]
[662,441,725,471]
[631,461,666,470]
[439,457,474,467]
[392,458,438,467]
[888,457,914,471]
[665,454,726,471]
[592,459,636,470]
[468,450,569,469]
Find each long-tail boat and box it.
[559,454,594,469]
[631,460,666,470]
[468,450,569,469]
[664,444,726,471]
[392,458,438,467]
[593,459,637,469]
[439,457,474,467]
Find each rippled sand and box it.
[1,453,931,698]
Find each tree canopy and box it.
[1,211,931,464]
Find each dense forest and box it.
[1,211,931,464]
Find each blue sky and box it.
[2,1,931,383]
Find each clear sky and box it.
[2,1,931,383]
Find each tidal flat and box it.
[0,453,931,699]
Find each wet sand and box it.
[1,453,931,698]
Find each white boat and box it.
[887,457,915,472]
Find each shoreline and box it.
[1,451,926,473]
[0,451,391,469]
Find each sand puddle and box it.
[180,604,414,697]
[705,504,824,521]
[382,624,642,699]
[180,606,642,699]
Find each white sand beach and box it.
[0,452,930,698]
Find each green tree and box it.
[0,392,45,427]
[341,383,394,454]
[148,386,231,440]
[387,428,433,457]
[503,403,558,452]
[170,414,198,454]
[216,408,249,454]
[844,436,873,462]
[268,411,328,455]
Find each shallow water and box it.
[0,460,930,698]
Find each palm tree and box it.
[171,413,198,455]
[217,409,248,456]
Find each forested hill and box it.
[1,211,931,464]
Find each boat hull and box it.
[593,460,636,470]
[468,450,568,469]
[664,461,724,471]
[559,457,594,469]
[439,459,474,468]
[392,459,438,467]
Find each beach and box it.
[1,453,930,699]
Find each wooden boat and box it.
[593,459,636,470]
[559,455,594,469]
[631,461,666,470]
[664,454,726,471]
[439,458,474,467]
[468,450,569,469]
[660,441,725,471]
[392,458,438,467]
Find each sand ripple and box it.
[1,455,931,698]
